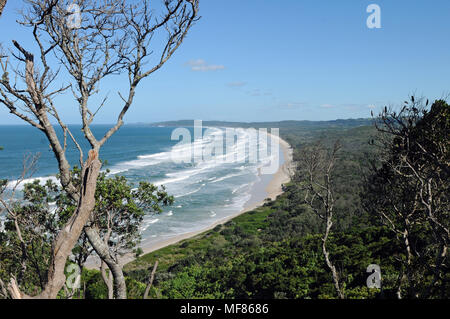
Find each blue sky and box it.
[0,0,449,124]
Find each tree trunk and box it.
[100,261,114,299]
[8,151,101,299]
[322,218,344,299]
[402,222,418,298]
[0,277,8,298]
[84,226,127,299]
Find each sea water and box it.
[0,124,283,244]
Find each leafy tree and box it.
[84,170,173,298]
[0,169,173,299]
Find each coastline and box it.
[86,134,293,269]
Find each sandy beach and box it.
[86,134,293,269]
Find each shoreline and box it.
[86,134,293,269]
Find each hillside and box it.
[118,124,388,299]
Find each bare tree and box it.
[0,0,199,299]
[296,141,344,299]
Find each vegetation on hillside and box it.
[1,98,448,299]
[123,98,449,299]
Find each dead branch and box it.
[143,261,158,299]
[296,140,344,299]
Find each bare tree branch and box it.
[295,140,344,299]
[143,261,158,299]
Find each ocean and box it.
[0,124,283,246]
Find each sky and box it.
[0,0,449,124]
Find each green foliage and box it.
[0,165,173,298]
[83,268,108,299]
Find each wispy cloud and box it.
[277,102,308,109]
[320,104,335,109]
[227,81,247,88]
[342,103,379,111]
[245,88,272,97]
[246,89,262,96]
[186,59,225,72]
